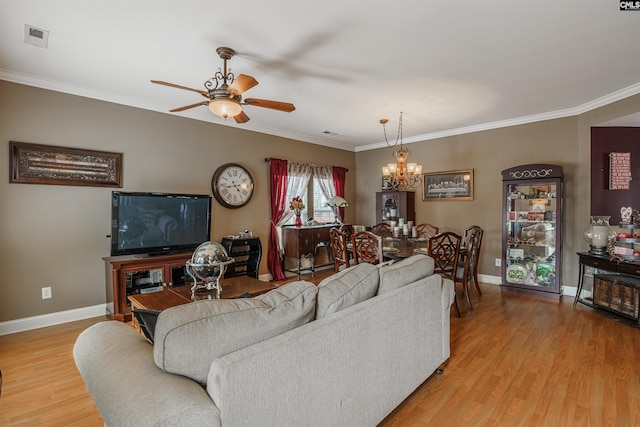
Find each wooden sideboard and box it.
[575,252,640,323]
[282,225,334,279]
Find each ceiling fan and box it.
[151,47,295,123]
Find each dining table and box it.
[381,235,468,262]
[381,236,430,260]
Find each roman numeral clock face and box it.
[211,163,254,209]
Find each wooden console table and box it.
[575,251,640,323]
[282,224,334,279]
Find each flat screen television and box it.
[110,191,212,257]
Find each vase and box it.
[584,215,615,255]
[294,210,303,227]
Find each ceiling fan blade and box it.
[228,74,259,95]
[151,80,208,96]
[243,98,296,112]
[169,101,209,112]
[234,111,250,123]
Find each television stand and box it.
[103,252,193,322]
[136,250,192,258]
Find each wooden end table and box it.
[128,276,277,332]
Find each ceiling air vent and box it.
[24,25,49,48]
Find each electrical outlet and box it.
[495,258,501,267]
[42,287,52,299]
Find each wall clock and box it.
[211,163,254,209]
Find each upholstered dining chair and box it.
[351,231,384,265]
[456,226,483,310]
[463,225,484,296]
[428,231,462,317]
[329,227,350,272]
[370,222,393,238]
[415,223,439,239]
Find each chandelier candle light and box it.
[380,112,423,190]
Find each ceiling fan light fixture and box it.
[208,99,243,119]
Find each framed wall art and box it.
[422,169,473,201]
[381,176,393,191]
[10,141,123,187]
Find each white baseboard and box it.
[0,276,579,336]
[0,304,107,336]
[478,274,501,285]
[477,274,576,297]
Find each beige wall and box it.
[355,93,640,294]
[355,118,579,283]
[0,81,355,322]
[2,79,640,323]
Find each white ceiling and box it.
[1,1,639,152]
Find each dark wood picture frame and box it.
[381,176,393,191]
[422,169,473,201]
[10,141,122,187]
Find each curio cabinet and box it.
[501,164,563,296]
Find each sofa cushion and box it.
[153,280,317,385]
[315,263,379,319]
[377,254,434,295]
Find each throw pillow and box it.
[153,280,317,385]
[315,263,379,320]
[377,254,434,295]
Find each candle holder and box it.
[584,215,615,255]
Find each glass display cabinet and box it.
[501,164,563,296]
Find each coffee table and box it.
[128,276,278,331]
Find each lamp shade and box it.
[208,99,243,119]
[326,196,348,207]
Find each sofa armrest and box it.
[74,321,220,427]
[441,278,455,310]
[440,278,455,361]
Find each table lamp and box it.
[326,196,348,224]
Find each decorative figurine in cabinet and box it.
[501,164,563,296]
[375,191,415,224]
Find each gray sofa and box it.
[74,254,454,427]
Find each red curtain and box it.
[268,158,288,280]
[332,167,347,221]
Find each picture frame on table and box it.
[422,169,473,201]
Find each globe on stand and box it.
[185,241,234,299]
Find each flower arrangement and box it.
[289,197,305,212]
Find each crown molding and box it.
[3,69,639,154]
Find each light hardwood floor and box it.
[1,282,640,426]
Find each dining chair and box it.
[463,225,484,295]
[415,223,439,239]
[428,231,462,317]
[456,227,482,310]
[370,222,393,238]
[339,224,354,242]
[329,227,350,272]
[351,231,383,265]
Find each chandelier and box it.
[380,112,422,190]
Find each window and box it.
[286,174,334,225]
[312,177,332,223]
